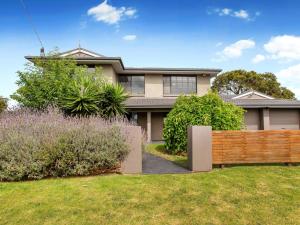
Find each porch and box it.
[128,111,169,142]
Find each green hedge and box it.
[163,93,245,154]
[0,109,129,181]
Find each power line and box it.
[20,0,44,49]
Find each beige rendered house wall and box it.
[197,75,211,96]
[88,65,117,83]
[145,74,163,97]
[101,65,117,83]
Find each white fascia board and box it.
[60,49,101,58]
[232,91,274,100]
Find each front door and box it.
[151,112,168,141]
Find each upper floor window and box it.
[119,75,145,96]
[163,75,196,95]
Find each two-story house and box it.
[26,47,300,142]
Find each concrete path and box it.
[142,152,190,174]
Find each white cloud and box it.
[264,35,300,61]
[124,8,137,17]
[211,8,255,20]
[277,64,300,98]
[123,35,137,41]
[219,8,231,16]
[252,54,266,64]
[233,10,249,19]
[87,0,137,25]
[216,39,255,60]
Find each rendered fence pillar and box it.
[121,126,142,174]
[262,108,270,130]
[147,111,152,142]
[187,126,212,172]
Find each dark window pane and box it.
[163,75,196,95]
[119,75,144,95]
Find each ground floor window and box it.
[127,112,138,125]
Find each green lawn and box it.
[1,166,300,225]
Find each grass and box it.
[1,166,300,225]
[146,143,188,168]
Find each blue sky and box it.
[1,0,300,104]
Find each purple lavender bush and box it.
[0,108,130,181]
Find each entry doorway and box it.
[151,112,168,141]
[128,111,169,142]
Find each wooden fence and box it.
[212,130,300,164]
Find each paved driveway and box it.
[142,152,190,174]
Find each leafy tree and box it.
[98,83,128,119]
[11,50,128,118]
[0,97,7,113]
[11,52,78,109]
[212,70,295,99]
[163,92,245,154]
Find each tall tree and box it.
[11,51,104,110]
[11,54,78,109]
[212,70,295,99]
[11,50,128,118]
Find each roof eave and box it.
[24,56,221,76]
[237,104,300,108]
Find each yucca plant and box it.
[98,83,128,119]
[62,73,101,116]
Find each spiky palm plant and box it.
[98,83,128,119]
[62,75,100,116]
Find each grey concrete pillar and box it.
[262,108,270,130]
[121,126,142,174]
[187,126,212,172]
[147,111,151,142]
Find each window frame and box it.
[163,75,197,96]
[118,75,145,97]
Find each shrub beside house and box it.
[163,92,245,154]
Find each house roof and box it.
[125,95,300,109]
[231,90,275,100]
[224,98,300,108]
[25,48,222,76]
[222,94,300,108]
[59,48,105,57]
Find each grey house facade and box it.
[26,48,300,142]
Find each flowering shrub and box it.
[0,109,130,181]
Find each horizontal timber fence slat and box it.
[212,130,300,164]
